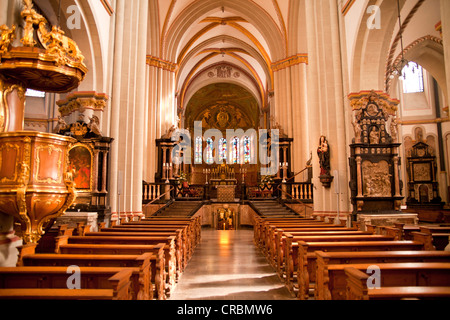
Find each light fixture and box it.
[388,0,409,81]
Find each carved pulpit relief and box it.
[362,160,391,197]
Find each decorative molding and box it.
[100,0,114,16]
[271,54,308,72]
[56,91,109,117]
[146,55,178,72]
[341,0,356,16]
[435,21,442,37]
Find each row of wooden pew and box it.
[0,214,202,300]
[252,213,450,300]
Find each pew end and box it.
[344,267,370,300]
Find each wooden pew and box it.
[36,224,73,253]
[17,244,154,300]
[101,225,194,269]
[120,220,201,256]
[56,234,177,297]
[345,267,450,300]
[54,241,167,299]
[132,216,202,244]
[314,250,450,300]
[85,230,186,277]
[283,234,395,294]
[256,221,347,253]
[296,240,425,299]
[0,266,133,300]
[317,262,450,300]
[273,229,372,275]
[412,229,450,251]
[252,216,320,248]
[263,224,352,261]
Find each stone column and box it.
[305,0,350,215]
[109,0,148,220]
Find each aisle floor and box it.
[170,228,297,300]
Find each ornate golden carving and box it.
[272,54,308,72]
[20,0,46,47]
[146,55,178,72]
[40,26,85,67]
[56,92,109,117]
[0,25,16,55]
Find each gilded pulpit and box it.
[0,0,87,243]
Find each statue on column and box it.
[317,135,333,187]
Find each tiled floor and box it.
[170,228,297,300]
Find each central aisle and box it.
[170,228,296,300]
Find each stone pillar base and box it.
[357,213,419,231]
[55,211,98,232]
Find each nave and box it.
[170,228,296,300]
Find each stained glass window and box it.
[195,136,202,164]
[402,62,424,94]
[243,136,251,164]
[231,137,239,164]
[219,138,227,162]
[206,138,214,164]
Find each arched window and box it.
[205,138,214,164]
[219,138,227,162]
[231,137,239,164]
[243,136,251,164]
[195,136,202,164]
[402,62,424,94]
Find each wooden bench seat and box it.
[17,248,154,300]
[316,262,450,300]
[273,230,373,274]
[296,240,424,298]
[256,222,347,251]
[58,234,177,298]
[0,288,125,300]
[283,234,395,293]
[85,230,187,274]
[120,221,201,250]
[55,242,167,299]
[0,267,133,300]
[99,225,195,267]
[345,267,450,300]
[412,231,450,250]
[263,225,360,262]
[312,250,450,300]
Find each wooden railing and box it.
[142,181,166,204]
[287,182,314,201]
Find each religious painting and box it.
[68,145,92,190]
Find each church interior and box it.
[0,0,450,301]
